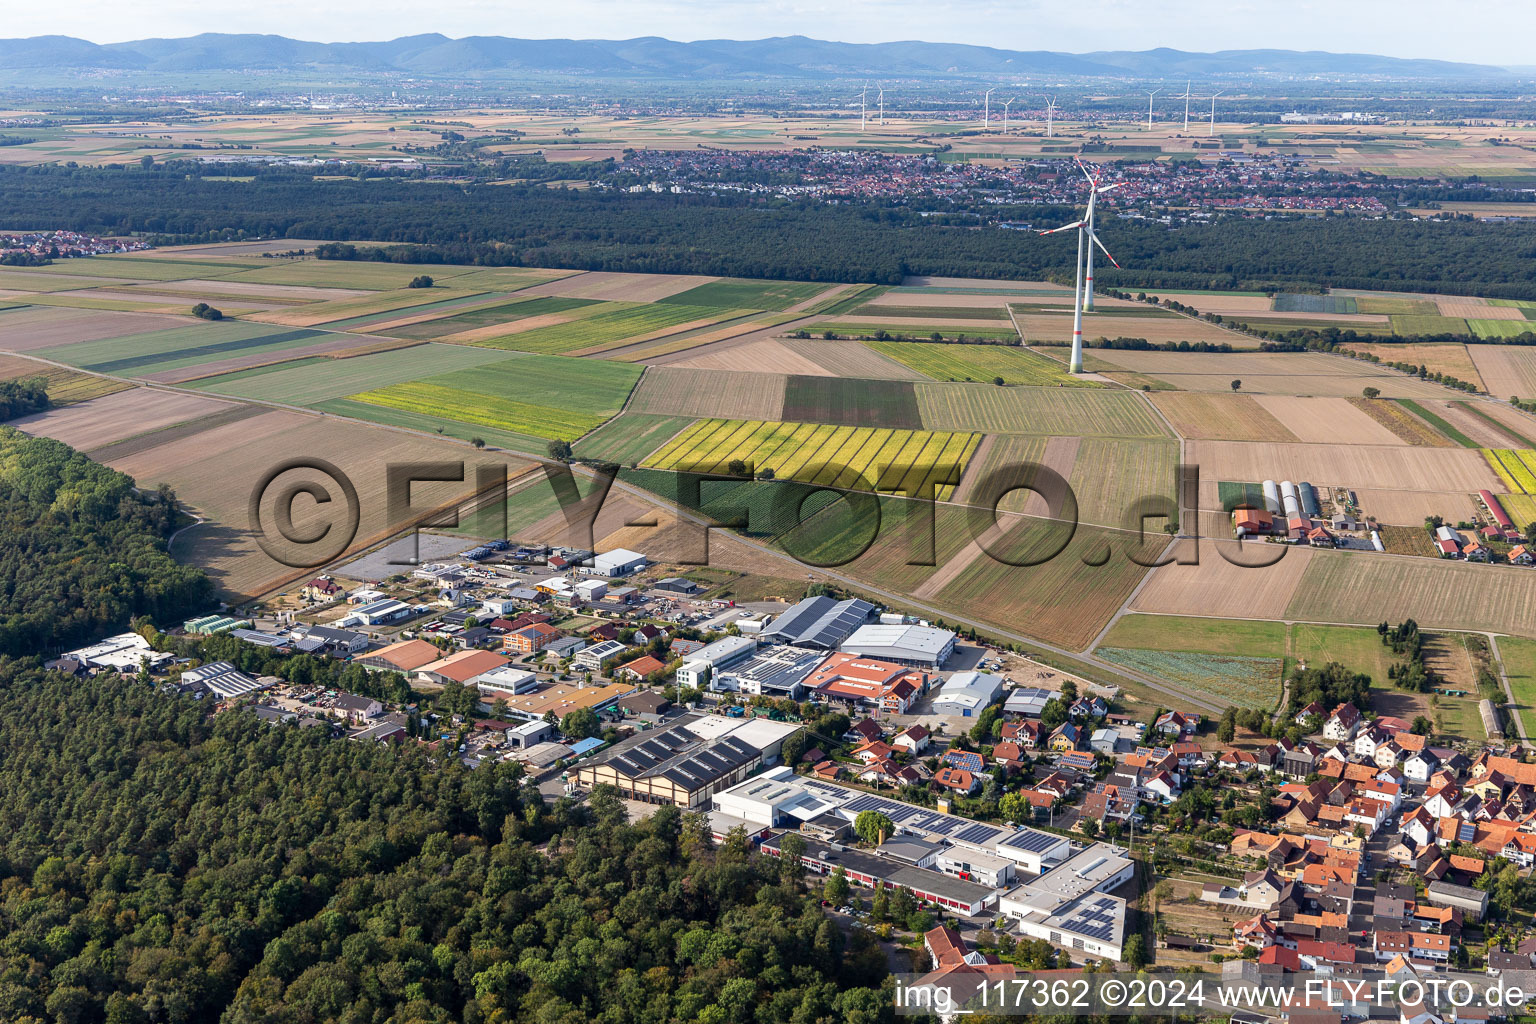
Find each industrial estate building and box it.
[759,596,876,649]
[838,623,957,668]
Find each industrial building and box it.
[803,653,931,714]
[574,639,629,670]
[759,832,997,917]
[838,623,957,667]
[471,665,539,696]
[996,844,1136,961]
[710,645,825,698]
[59,632,175,673]
[180,661,270,700]
[494,681,636,722]
[931,671,1006,716]
[573,714,801,808]
[415,649,509,686]
[675,635,758,689]
[585,548,647,577]
[759,596,876,649]
[1003,686,1057,718]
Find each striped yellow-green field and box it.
[644,418,981,499]
[1484,448,1536,493]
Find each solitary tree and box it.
[1362,386,1381,399]
[408,275,434,289]
[547,440,573,461]
[1230,379,1242,392]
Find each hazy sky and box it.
[10,0,1522,65]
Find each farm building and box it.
[1480,491,1515,534]
[931,671,1005,717]
[1299,481,1321,518]
[675,635,758,688]
[1481,699,1504,739]
[1234,508,1275,537]
[760,596,877,650]
[838,623,957,668]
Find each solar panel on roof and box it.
[955,823,1002,846]
[1004,828,1061,853]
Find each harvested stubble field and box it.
[1437,296,1523,319]
[190,343,506,404]
[1088,350,1457,398]
[1394,400,1477,447]
[1098,614,1288,658]
[917,384,1170,438]
[1251,395,1406,446]
[0,306,189,352]
[1441,403,1533,448]
[252,287,485,328]
[929,521,1156,651]
[1467,402,1536,447]
[1147,392,1298,442]
[347,354,640,442]
[866,292,1021,310]
[848,304,1012,321]
[0,355,129,403]
[1095,647,1281,710]
[625,366,788,421]
[10,387,237,450]
[1345,343,1485,388]
[1011,311,1241,347]
[778,340,929,380]
[666,338,837,377]
[1286,551,1536,639]
[518,271,718,303]
[1353,487,1480,524]
[864,340,1094,387]
[1353,296,1438,316]
[1131,542,1313,620]
[219,260,483,290]
[1469,347,1536,400]
[1153,292,1275,314]
[645,418,980,499]
[810,320,1020,341]
[1186,439,1497,493]
[781,376,923,429]
[1338,396,1454,447]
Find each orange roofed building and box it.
[804,653,930,714]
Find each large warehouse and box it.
[930,671,1006,716]
[760,596,876,649]
[838,623,957,668]
[573,714,802,808]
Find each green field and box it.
[1469,319,1536,340]
[1391,314,1469,336]
[1273,294,1358,314]
[191,343,510,404]
[1217,481,1267,513]
[571,413,695,465]
[805,285,886,316]
[865,341,1096,388]
[850,304,1012,321]
[473,301,740,354]
[25,257,254,282]
[379,296,600,339]
[810,321,1020,341]
[1484,449,1536,494]
[781,376,923,428]
[1095,647,1282,710]
[1498,492,1536,528]
[315,397,551,454]
[452,476,569,540]
[645,418,980,499]
[1489,299,1536,318]
[916,384,1170,437]
[310,291,503,331]
[345,354,641,441]
[658,278,830,311]
[221,261,481,290]
[1498,635,1536,737]
[37,321,330,377]
[1288,622,1401,685]
[1355,296,1437,315]
[1097,614,1288,659]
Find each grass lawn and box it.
[1498,635,1536,737]
[1096,615,1287,659]
[1287,622,1398,684]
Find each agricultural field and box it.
[189,343,509,405]
[1273,293,1358,314]
[682,338,927,380]
[1086,349,1458,398]
[1497,492,1536,530]
[780,376,923,428]
[1099,615,1289,659]
[571,413,695,465]
[1469,347,1536,401]
[1352,296,1438,316]
[219,260,484,290]
[0,306,192,351]
[1285,551,1536,639]
[251,287,484,328]
[1095,647,1282,710]
[1393,399,1477,447]
[344,354,641,443]
[1147,392,1297,442]
[34,321,341,379]
[1344,342,1485,387]
[1132,542,1313,621]
[1483,449,1536,494]
[1498,636,1536,738]
[0,354,131,404]
[864,340,1095,387]
[643,418,981,499]
[1343,396,1456,447]
[917,384,1170,437]
[518,271,717,303]
[1388,314,1469,336]
[10,388,238,450]
[1287,623,1403,686]
[474,301,745,354]
[1012,312,1243,348]
[658,277,831,311]
[1186,439,1498,494]
[625,366,788,420]
[809,319,1020,342]
[367,295,599,339]
[1448,402,1536,448]
[1252,396,1406,446]
[1469,319,1536,340]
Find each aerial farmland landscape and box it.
[6,6,1536,1023]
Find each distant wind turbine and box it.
[1146,88,1161,131]
[878,83,885,125]
[1180,80,1192,133]
[1002,96,1015,134]
[1038,159,1124,374]
[1209,90,1223,136]
[984,87,997,129]
[859,81,868,131]
[1044,95,1058,138]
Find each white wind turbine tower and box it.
[878,83,885,125]
[984,87,997,129]
[1038,160,1123,373]
[1002,96,1015,134]
[1044,95,1058,138]
[1146,87,1161,131]
[859,81,869,131]
[1209,90,1223,136]
[1180,80,1192,133]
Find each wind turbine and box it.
[1209,90,1223,136]
[859,81,869,131]
[1044,95,1058,138]
[984,87,996,129]
[878,83,885,125]
[1038,160,1123,373]
[1180,80,1192,133]
[1146,87,1161,131]
[1002,96,1016,135]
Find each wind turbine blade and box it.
[1097,182,1126,194]
[1090,232,1121,268]
[1038,221,1084,235]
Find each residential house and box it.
[933,767,979,795]
[893,724,931,755]
[1323,703,1362,741]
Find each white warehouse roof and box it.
[840,623,956,665]
[932,671,1005,713]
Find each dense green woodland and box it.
[0,427,208,656]
[7,165,1536,296]
[0,669,896,1024]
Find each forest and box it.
[0,427,209,656]
[0,666,896,1024]
[7,164,1536,296]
